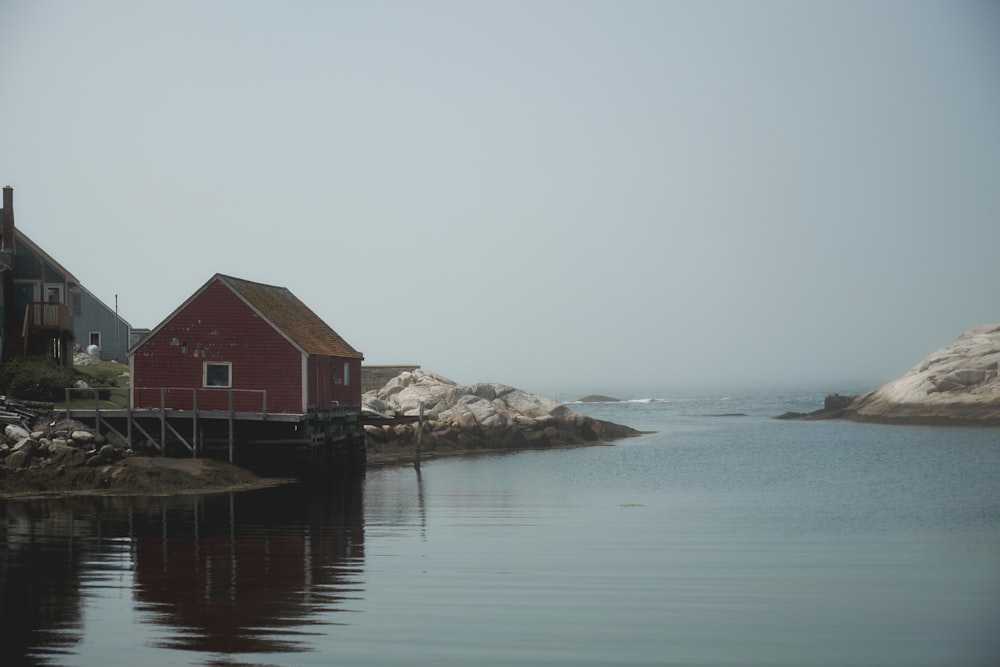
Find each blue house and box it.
[69,283,132,362]
[0,185,131,364]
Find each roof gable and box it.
[73,282,132,327]
[217,274,363,359]
[14,229,79,284]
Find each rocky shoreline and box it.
[777,323,1000,426]
[0,407,288,498]
[362,370,645,462]
[0,371,646,498]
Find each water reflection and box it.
[0,478,364,664]
[1,498,93,665]
[132,482,364,655]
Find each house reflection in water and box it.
[128,480,364,655]
[0,499,95,664]
[0,480,364,662]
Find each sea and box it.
[2,390,999,667]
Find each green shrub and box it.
[0,357,87,402]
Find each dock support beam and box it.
[160,389,167,453]
[228,390,234,464]
[414,400,423,469]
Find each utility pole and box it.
[115,294,120,362]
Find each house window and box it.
[44,284,64,303]
[89,332,101,350]
[343,362,350,386]
[204,362,232,388]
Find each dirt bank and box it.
[0,438,630,499]
[0,456,292,499]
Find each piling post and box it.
[160,388,166,452]
[228,389,234,464]
[414,400,423,468]
[192,390,198,458]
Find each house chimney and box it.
[1,185,12,251]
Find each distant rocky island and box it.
[577,394,621,403]
[778,323,1000,425]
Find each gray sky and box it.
[2,1,998,398]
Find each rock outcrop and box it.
[363,370,643,463]
[0,401,274,497]
[845,323,1000,424]
[779,323,1000,425]
[0,414,131,473]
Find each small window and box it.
[204,362,232,388]
[89,332,101,347]
[343,362,350,386]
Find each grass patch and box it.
[0,357,131,409]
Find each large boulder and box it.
[844,323,1000,424]
[362,369,642,461]
[5,424,30,441]
[781,324,1000,426]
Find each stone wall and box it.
[361,364,420,393]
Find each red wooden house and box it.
[131,274,364,414]
[125,275,365,469]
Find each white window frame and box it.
[44,283,64,303]
[203,361,232,388]
[89,331,101,348]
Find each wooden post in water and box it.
[228,389,234,464]
[414,400,423,469]
[160,388,166,453]
[192,390,198,458]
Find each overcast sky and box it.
[2,1,998,398]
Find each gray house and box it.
[69,283,131,362]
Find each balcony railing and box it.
[22,301,70,336]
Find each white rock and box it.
[850,323,1000,422]
[5,424,30,440]
[364,369,565,429]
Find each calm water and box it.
[2,392,999,666]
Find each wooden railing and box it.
[132,386,270,414]
[22,301,69,335]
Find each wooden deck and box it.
[65,396,365,473]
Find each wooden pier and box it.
[64,388,366,476]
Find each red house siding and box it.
[132,281,305,413]
[333,357,362,405]
[304,356,362,408]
